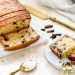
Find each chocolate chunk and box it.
[21,35,24,38]
[45,25,53,29]
[56,34,62,36]
[50,33,62,39]
[22,41,24,44]
[5,45,9,47]
[57,48,62,53]
[41,29,45,31]
[13,22,17,24]
[4,37,9,41]
[22,38,26,44]
[31,37,34,39]
[50,34,57,39]
[52,46,56,49]
[64,47,66,50]
[16,27,19,29]
[47,30,54,33]
[22,19,25,22]
[1,34,5,37]
[25,30,28,32]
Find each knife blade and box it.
[22,4,75,31]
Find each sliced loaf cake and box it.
[0,0,31,35]
[50,35,75,59]
[0,27,40,51]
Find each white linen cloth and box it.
[38,0,75,22]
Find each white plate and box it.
[44,46,71,70]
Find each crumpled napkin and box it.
[38,0,75,22]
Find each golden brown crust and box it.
[0,0,24,17]
[3,35,40,51]
[0,10,29,22]
[50,46,61,59]
[0,13,31,27]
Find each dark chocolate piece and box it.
[4,37,9,41]
[16,27,19,29]
[5,45,9,47]
[41,29,45,31]
[56,34,62,36]
[13,22,17,25]
[22,41,25,44]
[57,48,62,53]
[47,30,54,33]
[45,25,53,29]
[21,35,24,38]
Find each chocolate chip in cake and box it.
[57,48,62,53]
[21,35,24,38]
[25,30,28,32]
[22,19,25,22]
[50,34,56,39]
[1,34,6,37]
[13,22,17,24]
[16,26,19,29]
[52,46,56,49]
[50,33,62,39]
[5,45,9,47]
[41,29,45,31]
[47,30,54,33]
[45,25,53,29]
[31,37,34,39]
[54,42,58,45]
[1,34,4,36]
[22,38,26,44]
[63,47,66,50]
[22,41,25,44]
[4,37,9,41]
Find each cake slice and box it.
[68,53,75,61]
[0,0,31,35]
[50,35,75,59]
[0,27,40,51]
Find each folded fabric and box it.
[38,0,75,22]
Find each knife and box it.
[22,4,75,31]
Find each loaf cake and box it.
[0,27,40,51]
[0,0,31,35]
[50,35,75,59]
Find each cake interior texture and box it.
[1,27,40,50]
[50,35,75,58]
